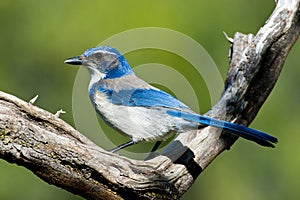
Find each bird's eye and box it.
[93,53,103,59]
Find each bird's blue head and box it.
[65,46,133,79]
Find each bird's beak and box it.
[64,56,83,65]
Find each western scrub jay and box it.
[65,46,277,153]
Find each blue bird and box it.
[65,46,278,153]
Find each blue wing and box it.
[97,86,190,110]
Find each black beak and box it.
[64,56,83,65]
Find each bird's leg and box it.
[109,140,136,153]
[150,141,162,152]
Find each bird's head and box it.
[65,46,133,79]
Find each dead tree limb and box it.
[0,0,299,199]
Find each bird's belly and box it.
[92,92,197,142]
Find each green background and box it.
[0,0,299,199]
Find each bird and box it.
[64,46,278,153]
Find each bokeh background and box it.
[0,0,299,199]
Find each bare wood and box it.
[0,0,299,199]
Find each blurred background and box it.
[0,0,299,199]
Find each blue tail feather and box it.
[166,110,278,147]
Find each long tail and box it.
[167,110,278,147]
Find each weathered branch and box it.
[0,0,299,199]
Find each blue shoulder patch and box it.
[98,86,190,110]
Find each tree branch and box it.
[1,0,299,199]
